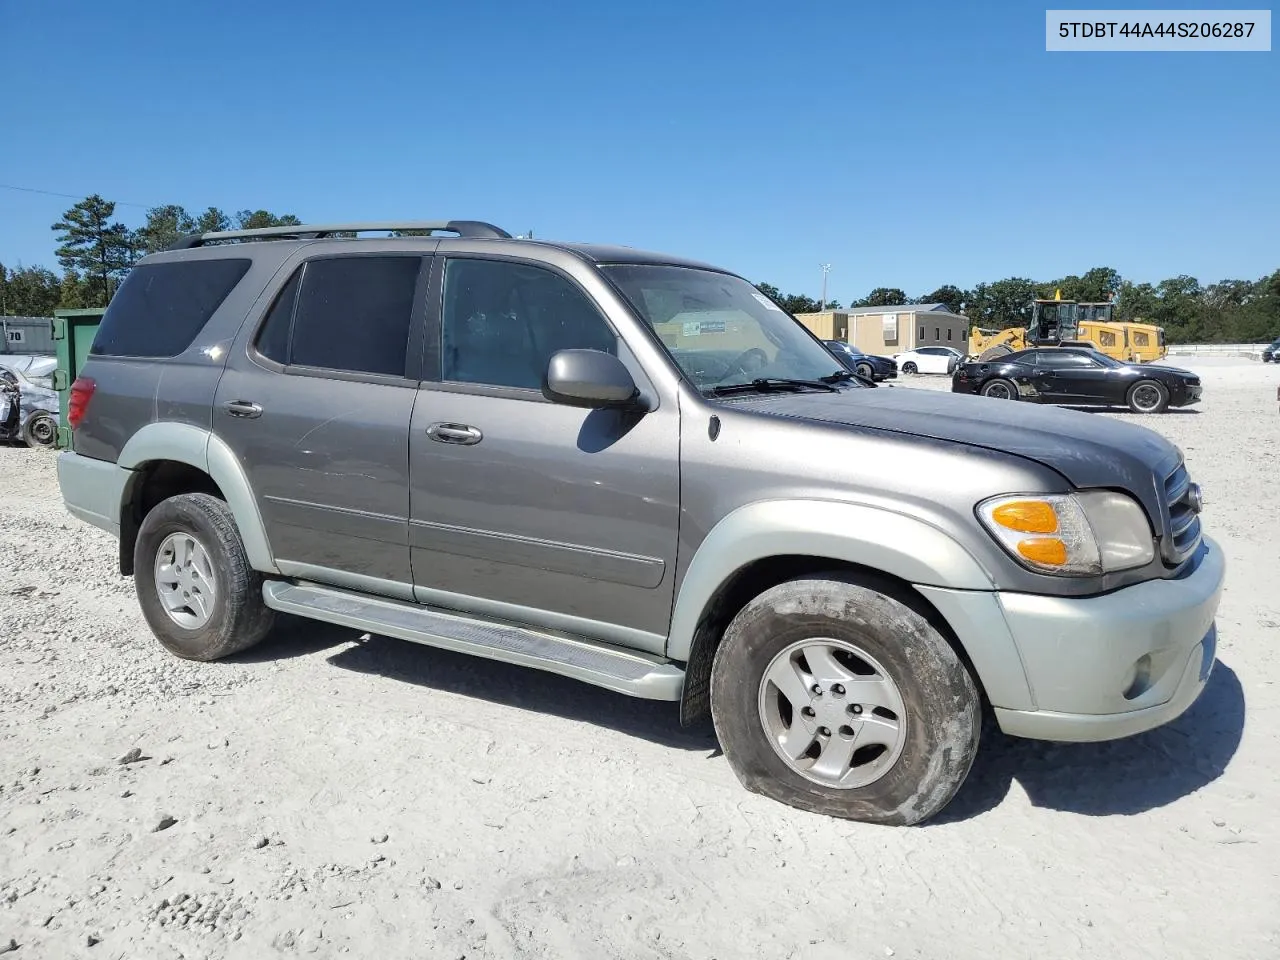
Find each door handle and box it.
[427,422,483,445]
[223,400,263,419]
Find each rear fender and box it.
[117,422,277,573]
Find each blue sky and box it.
[1,0,1276,303]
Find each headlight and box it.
[977,492,1154,576]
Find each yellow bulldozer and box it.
[968,291,1167,363]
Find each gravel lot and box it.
[1,357,1277,959]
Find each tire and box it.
[709,574,981,826]
[855,362,874,380]
[22,412,57,448]
[901,362,918,375]
[134,493,275,661]
[1127,379,1169,414]
[980,378,1018,400]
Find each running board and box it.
[261,581,685,701]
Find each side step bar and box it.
[262,581,685,701]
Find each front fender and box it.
[118,422,278,574]
[665,499,995,662]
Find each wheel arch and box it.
[670,500,1003,726]
[117,422,277,576]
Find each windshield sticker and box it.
[699,319,726,333]
[682,320,702,337]
[752,292,783,311]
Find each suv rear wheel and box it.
[709,574,981,825]
[134,493,275,661]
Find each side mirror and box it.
[544,349,642,409]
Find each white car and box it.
[893,346,964,375]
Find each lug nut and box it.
[832,684,845,697]
[818,726,831,737]
[801,706,816,718]
[849,704,863,715]
[811,684,822,696]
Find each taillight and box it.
[68,377,95,429]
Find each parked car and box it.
[1261,337,1280,362]
[823,340,897,382]
[57,219,1223,826]
[0,361,59,447]
[0,354,58,384]
[953,347,1202,414]
[892,345,963,375]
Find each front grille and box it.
[1163,463,1202,563]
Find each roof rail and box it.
[166,220,512,251]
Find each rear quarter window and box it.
[90,258,251,358]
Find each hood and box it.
[729,385,1182,511]
[1152,364,1198,379]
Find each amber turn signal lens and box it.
[992,500,1058,534]
[1017,538,1068,565]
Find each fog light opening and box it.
[1122,654,1154,701]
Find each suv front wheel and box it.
[134,493,275,661]
[710,574,981,825]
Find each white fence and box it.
[1166,342,1268,358]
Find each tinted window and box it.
[442,258,617,390]
[1036,351,1095,368]
[91,258,250,357]
[255,269,301,365]
[288,256,421,377]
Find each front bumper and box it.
[991,536,1225,742]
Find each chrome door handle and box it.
[427,422,483,445]
[223,400,263,419]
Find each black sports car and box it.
[952,346,1202,414]
[824,341,897,381]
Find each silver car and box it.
[0,357,59,448]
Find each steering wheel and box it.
[713,347,769,383]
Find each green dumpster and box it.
[51,308,105,450]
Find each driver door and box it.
[921,347,950,374]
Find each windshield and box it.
[601,264,856,391]
[1079,349,1124,367]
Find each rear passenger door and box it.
[214,252,430,593]
[407,255,681,647]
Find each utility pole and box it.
[820,263,831,310]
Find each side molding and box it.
[665,499,996,662]
[117,422,278,574]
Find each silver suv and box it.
[56,220,1224,825]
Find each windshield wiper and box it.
[819,369,857,384]
[708,377,840,396]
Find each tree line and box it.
[3,194,1278,344]
[0,194,300,314]
[760,263,1280,344]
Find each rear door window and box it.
[254,256,423,378]
[91,258,251,357]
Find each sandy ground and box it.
[1,357,1277,960]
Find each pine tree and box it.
[51,195,134,304]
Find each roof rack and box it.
[166,220,512,251]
